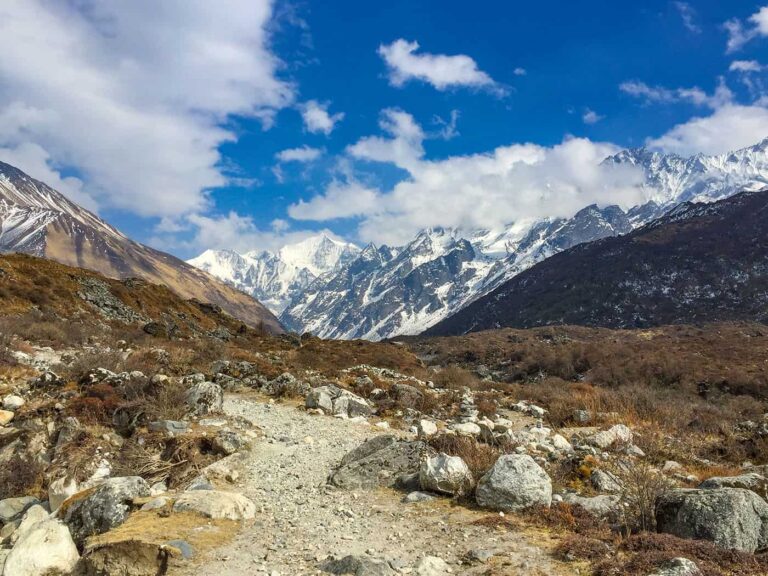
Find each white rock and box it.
[419,454,474,496]
[415,555,453,575]
[48,477,79,512]
[11,505,49,544]
[2,395,24,411]
[417,420,438,438]
[172,490,256,520]
[476,455,552,511]
[551,434,573,452]
[587,424,633,449]
[450,422,481,436]
[3,519,79,576]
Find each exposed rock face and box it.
[63,476,151,543]
[475,455,552,512]
[419,454,473,496]
[3,519,79,576]
[172,491,256,520]
[698,473,768,501]
[655,488,768,552]
[329,435,425,490]
[647,558,702,576]
[185,381,224,415]
[0,497,39,524]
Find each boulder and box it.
[647,557,702,576]
[655,488,768,552]
[329,435,425,490]
[475,455,552,511]
[402,491,436,504]
[49,477,80,512]
[306,385,372,418]
[306,388,333,413]
[449,422,481,437]
[172,490,256,520]
[416,420,438,438]
[148,420,189,435]
[264,372,309,397]
[0,496,39,524]
[323,554,395,575]
[211,430,247,456]
[63,476,150,543]
[586,424,633,449]
[591,469,623,494]
[415,556,452,575]
[391,383,423,407]
[0,410,14,426]
[3,519,79,576]
[698,473,768,501]
[185,381,223,415]
[562,493,620,518]
[2,395,24,412]
[11,505,49,544]
[419,454,473,496]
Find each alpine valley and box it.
[189,138,768,340]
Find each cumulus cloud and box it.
[300,100,344,135]
[582,109,604,124]
[0,0,293,218]
[289,110,649,245]
[675,2,701,33]
[377,39,505,94]
[275,146,323,162]
[647,103,768,156]
[725,6,768,52]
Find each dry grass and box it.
[428,434,504,481]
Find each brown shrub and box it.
[428,435,501,480]
[432,365,479,390]
[0,454,46,499]
[607,460,674,534]
[594,532,768,576]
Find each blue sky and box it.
[1,1,768,257]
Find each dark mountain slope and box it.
[426,190,768,335]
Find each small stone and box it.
[0,410,14,425]
[415,555,452,575]
[2,395,24,411]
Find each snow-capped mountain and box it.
[188,234,360,313]
[0,160,283,333]
[195,137,768,341]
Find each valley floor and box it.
[180,394,573,576]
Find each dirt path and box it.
[178,395,572,575]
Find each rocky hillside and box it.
[427,189,768,335]
[0,161,283,333]
[267,138,768,340]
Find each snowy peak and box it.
[187,233,361,315]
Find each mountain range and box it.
[426,188,768,335]
[0,161,283,333]
[190,138,768,340]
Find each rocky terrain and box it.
[190,138,768,341]
[427,189,768,335]
[1,256,768,575]
[0,161,282,333]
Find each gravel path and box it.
[178,394,571,575]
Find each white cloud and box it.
[647,103,768,156]
[300,100,344,135]
[377,39,505,94]
[620,80,732,109]
[730,60,764,72]
[0,0,293,218]
[432,110,460,140]
[675,2,701,33]
[289,110,649,246]
[582,109,604,124]
[725,6,768,52]
[275,146,323,162]
[513,67,527,76]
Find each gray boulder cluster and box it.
[306,385,373,419]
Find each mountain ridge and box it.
[0,161,284,333]
[425,189,768,335]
